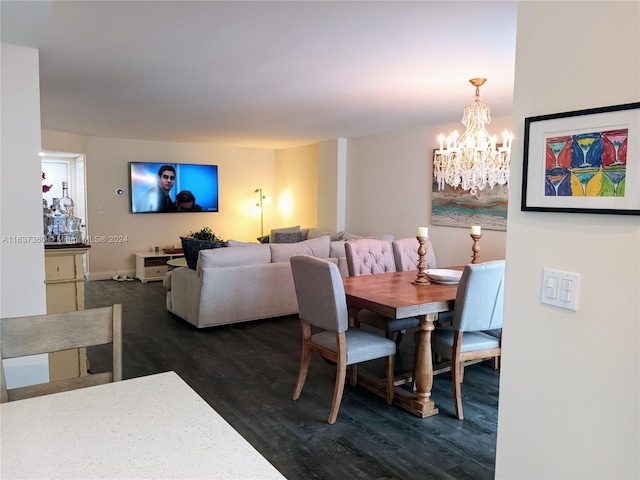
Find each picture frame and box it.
[521,102,640,215]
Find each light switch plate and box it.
[541,268,579,311]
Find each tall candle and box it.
[471,225,481,235]
[417,227,429,237]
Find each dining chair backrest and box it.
[453,261,505,332]
[345,238,396,277]
[392,237,437,272]
[290,255,349,333]
[0,304,123,403]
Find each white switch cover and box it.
[541,269,579,311]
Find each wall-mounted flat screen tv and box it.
[129,162,219,213]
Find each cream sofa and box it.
[164,235,350,328]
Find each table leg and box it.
[414,314,435,403]
[357,313,439,418]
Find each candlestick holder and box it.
[412,236,431,285]
[470,233,482,264]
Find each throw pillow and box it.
[180,236,227,270]
[257,235,270,244]
[274,231,303,243]
[269,225,300,243]
[341,232,362,241]
[307,228,344,241]
[342,232,394,243]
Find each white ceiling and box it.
[2,1,517,149]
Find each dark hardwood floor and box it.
[85,279,499,480]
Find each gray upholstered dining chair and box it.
[1,304,122,403]
[290,255,396,424]
[345,238,419,347]
[391,237,437,272]
[393,236,453,327]
[431,260,505,419]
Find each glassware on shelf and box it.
[571,132,603,196]
[43,182,84,244]
[545,136,571,196]
[59,181,75,216]
[602,129,628,197]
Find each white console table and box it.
[134,251,184,283]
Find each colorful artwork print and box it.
[544,128,628,197]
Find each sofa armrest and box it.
[165,266,203,325]
[163,268,178,288]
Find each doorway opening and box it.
[41,150,88,274]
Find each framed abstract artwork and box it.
[431,167,508,231]
[522,102,640,215]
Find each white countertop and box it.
[1,371,285,479]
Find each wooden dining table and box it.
[342,269,460,418]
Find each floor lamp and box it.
[255,188,269,237]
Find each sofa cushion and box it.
[181,236,227,270]
[274,231,304,243]
[307,227,344,241]
[342,232,395,243]
[227,239,259,247]
[269,225,300,243]
[270,235,330,263]
[330,240,347,258]
[199,243,271,270]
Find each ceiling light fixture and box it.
[433,78,513,194]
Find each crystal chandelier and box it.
[433,78,513,195]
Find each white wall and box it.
[274,143,318,231]
[0,42,49,386]
[42,131,278,279]
[317,138,347,232]
[344,117,512,266]
[0,43,47,317]
[495,2,640,479]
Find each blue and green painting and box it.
[431,180,508,231]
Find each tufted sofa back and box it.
[345,238,396,277]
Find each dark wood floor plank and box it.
[85,279,498,479]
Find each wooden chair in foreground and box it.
[431,261,504,419]
[290,255,396,424]
[1,304,122,403]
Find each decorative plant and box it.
[187,226,224,242]
[42,172,52,193]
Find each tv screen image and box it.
[129,162,219,213]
